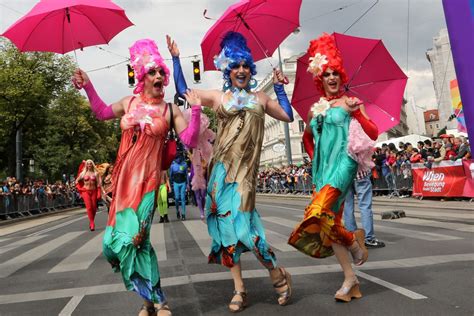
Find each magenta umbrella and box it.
[201,0,302,71]
[292,33,408,134]
[1,0,133,56]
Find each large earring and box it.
[223,80,232,91]
[248,78,258,90]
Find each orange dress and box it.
[103,98,168,304]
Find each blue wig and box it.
[216,32,257,89]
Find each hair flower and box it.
[307,53,328,76]
[214,49,234,72]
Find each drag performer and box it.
[182,108,215,220]
[76,159,101,231]
[288,33,377,302]
[73,38,201,316]
[168,32,294,312]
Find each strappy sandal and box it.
[272,267,292,306]
[334,277,362,302]
[228,290,248,313]
[139,304,157,316]
[349,229,368,266]
[155,303,172,316]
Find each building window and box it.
[436,123,439,128]
[298,120,305,133]
[301,141,306,154]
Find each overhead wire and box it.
[343,0,379,34]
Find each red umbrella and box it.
[292,33,408,134]
[200,0,302,71]
[1,0,133,55]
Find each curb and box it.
[0,206,83,227]
[256,193,474,211]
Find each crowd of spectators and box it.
[256,135,470,197]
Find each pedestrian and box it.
[73,38,202,316]
[76,159,101,231]
[168,32,294,312]
[157,171,170,223]
[343,174,386,249]
[289,33,377,302]
[101,163,114,212]
[170,154,188,220]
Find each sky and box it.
[0,0,448,109]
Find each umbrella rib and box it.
[73,7,109,44]
[21,10,60,51]
[344,41,383,88]
[348,77,407,89]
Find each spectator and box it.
[451,137,470,161]
[433,140,446,162]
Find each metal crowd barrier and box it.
[0,192,79,220]
[257,176,313,195]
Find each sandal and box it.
[155,303,172,316]
[272,267,292,306]
[334,277,362,302]
[228,290,248,313]
[349,229,368,266]
[139,304,157,316]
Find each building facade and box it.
[424,109,441,137]
[426,28,457,130]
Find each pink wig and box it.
[307,33,348,96]
[129,39,170,94]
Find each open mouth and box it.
[154,81,163,89]
[235,74,247,84]
[328,81,338,89]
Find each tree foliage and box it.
[0,39,119,181]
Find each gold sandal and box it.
[155,303,172,316]
[334,278,362,302]
[273,267,292,306]
[350,229,368,266]
[228,290,248,313]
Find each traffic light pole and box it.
[278,47,293,166]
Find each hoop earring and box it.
[248,78,258,90]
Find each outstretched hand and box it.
[183,89,201,106]
[166,35,180,57]
[72,69,90,89]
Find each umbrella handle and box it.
[282,76,289,85]
[72,77,83,89]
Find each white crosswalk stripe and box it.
[182,220,211,256]
[49,232,104,273]
[0,231,84,278]
[151,223,167,261]
[0,235,48,256]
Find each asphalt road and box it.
[0,195,472,316]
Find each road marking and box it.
[264,229,295,252]
[373,224,462,241]
[356,271,427,299]
[27,214,88,237]
[277,215,462,242]
[58,295,84,316]
[182,220,210,256]
[49,232,104,273]
[378,217,474,232]
[0,253,471,304]
[0,235,48,255]
[0,231,84,278]
[151,223,167,261]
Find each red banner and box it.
[412,161,469,197]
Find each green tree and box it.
[0,39,74,177]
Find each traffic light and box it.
[192,60,201,83]
[127,64,135,87]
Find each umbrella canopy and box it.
[201,0,302,71]
[2,0,133,54]
[292,33,408,134]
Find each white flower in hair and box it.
[308,53,328,76]
[213,49,233,72]
[311,97,331,117]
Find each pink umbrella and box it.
[201,0,302,71]
[1,0,133,55]
[292,33,408,134]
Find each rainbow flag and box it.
[450,79,467,132]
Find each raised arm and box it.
[261,69,294,122]
[347,98,378,141]
[73,69,127,119]
[172,89,201,149]
[167,35,222,110]
[302,111,314,160]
